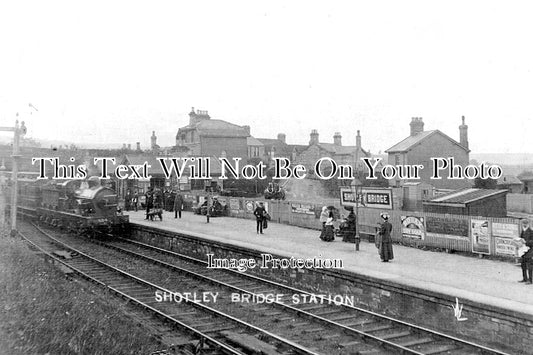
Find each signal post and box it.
[0,119,27,234]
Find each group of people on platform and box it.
[142,187,164,221]
[318,206,393,262]
[120,187,533,275]
[124,190,140,212]
[122,188,185,221]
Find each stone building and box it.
[293,130,370,174]
[385,117,471,190]
[175,108,250,160]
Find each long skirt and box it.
[319,222,326,240]
[380,241,394,261]
[321,225,335,242]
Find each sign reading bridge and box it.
[340,187,393,209]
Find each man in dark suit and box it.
[519,219,533,284]
[174,191,184,219]
[145,188,154,220]
[254,202,266,234]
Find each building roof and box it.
[385,130,468,153]
[287,144,308,154]
[424,188,507,206]
[258,138,287,149]
[247,136,264,146]
[178,119,249,138]
[497,175,522,186]
[317,143,370,156]
[518,171,533,182]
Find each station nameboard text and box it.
[340,187,393,210]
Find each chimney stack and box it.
[459,116,469,150]
[136,142,141,151]
[410,117,424,136]
[333,132,342,146]
[151,131,157,150]
[243,125,251,135]
[356,130,361,150]
[309,129,319,145]
[189,107,210,126]
[277,133,286,144]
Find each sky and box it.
[0,1,532,154]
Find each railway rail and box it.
[18,222,319,355]
[15,207,512,354]
[100,235,511,355]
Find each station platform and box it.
[126,210,533,316]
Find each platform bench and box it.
[359,224,379,243]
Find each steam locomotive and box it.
[17,175,129,235]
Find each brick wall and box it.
[507,193,533,213]
[129,224,532,354]
[201,137,248,161]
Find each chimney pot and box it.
[410,117,424,136]
[333,132,342,146]
[309,130,319,145]
[459,116,469,150]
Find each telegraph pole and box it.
[0,159,6,230]
[0,119,27,234]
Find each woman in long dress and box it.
[379,213,394,262]
[319,206,329,240]
[322,211,335,242]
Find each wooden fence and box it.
[192,194,523,258]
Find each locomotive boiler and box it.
[19,176,128,235]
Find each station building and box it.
[423,188,508,217]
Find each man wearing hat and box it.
[254,202,266,234]
[378,213,394,262]
[518,219,533,284]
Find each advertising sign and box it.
[492,222,519,239]
[340,187,393,209]
[401,216,425,240]
[493,222,519,256]
[471,219,491,255]
[291,203,315,215]
[425,216,469,241]
[495,237,518,256]
[245,200,254,213]
[229,198,240,211]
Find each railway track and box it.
[18,222,320,355]
[98,234,511,355]
[22,218,509,355]
[16,208,512,354]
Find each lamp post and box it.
[0,119,27,234]
[351,178,362,252]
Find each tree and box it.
[474,176,497,189]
